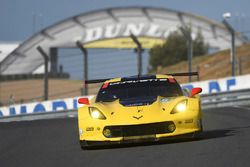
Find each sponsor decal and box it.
[86,127,94,131]
[0,96,94,118]
[109,78,168,86]
[83,23,175,44]
[181,74,250,94]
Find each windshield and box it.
[96,78,183,103]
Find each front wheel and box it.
[80,140,90,150]
[193,119,203,139]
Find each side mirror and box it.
[78,98,90,105]
[190,87,202,97]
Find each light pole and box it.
[37,46,49,101]
[76,41,88,95]
[222,12,236,77]
[180,27,193,82]
[130,33,143,76]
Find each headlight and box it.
[170,100,187,114]
[89,107,106,120]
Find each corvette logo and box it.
[133,115,143,120]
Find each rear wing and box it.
[85,79,110,84]
[166,72,198,76]
[85,72,199,84]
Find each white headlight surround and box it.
[89,107,106,120]
[170,100,188,114]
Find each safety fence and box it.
[0,48,149,106]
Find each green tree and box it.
[149,28,208,72]
[193,29,209,57]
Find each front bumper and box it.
[79,117,202,147]
[80,132,198,148]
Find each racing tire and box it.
[80,140,91,150]
[193,119,203,139]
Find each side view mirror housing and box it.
[78,98,90,105]
[190,87,202,97]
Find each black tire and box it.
[80,140,90,150]
[193,119,203,139]
[199,119,203,132]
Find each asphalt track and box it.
[1,107,250,167]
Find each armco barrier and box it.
[0,109,77,122]
[201,88,250,109]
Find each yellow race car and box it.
[77,73,202,149]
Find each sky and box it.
[0,0,250,41]
[0,0,250,80]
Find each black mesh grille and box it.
[104,121,174,138]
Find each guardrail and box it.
[0,109,77,122]
[1,89,250,122]
[201,88,250,109]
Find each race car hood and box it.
[94,96,188,124]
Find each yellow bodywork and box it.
[77,75,202,144]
